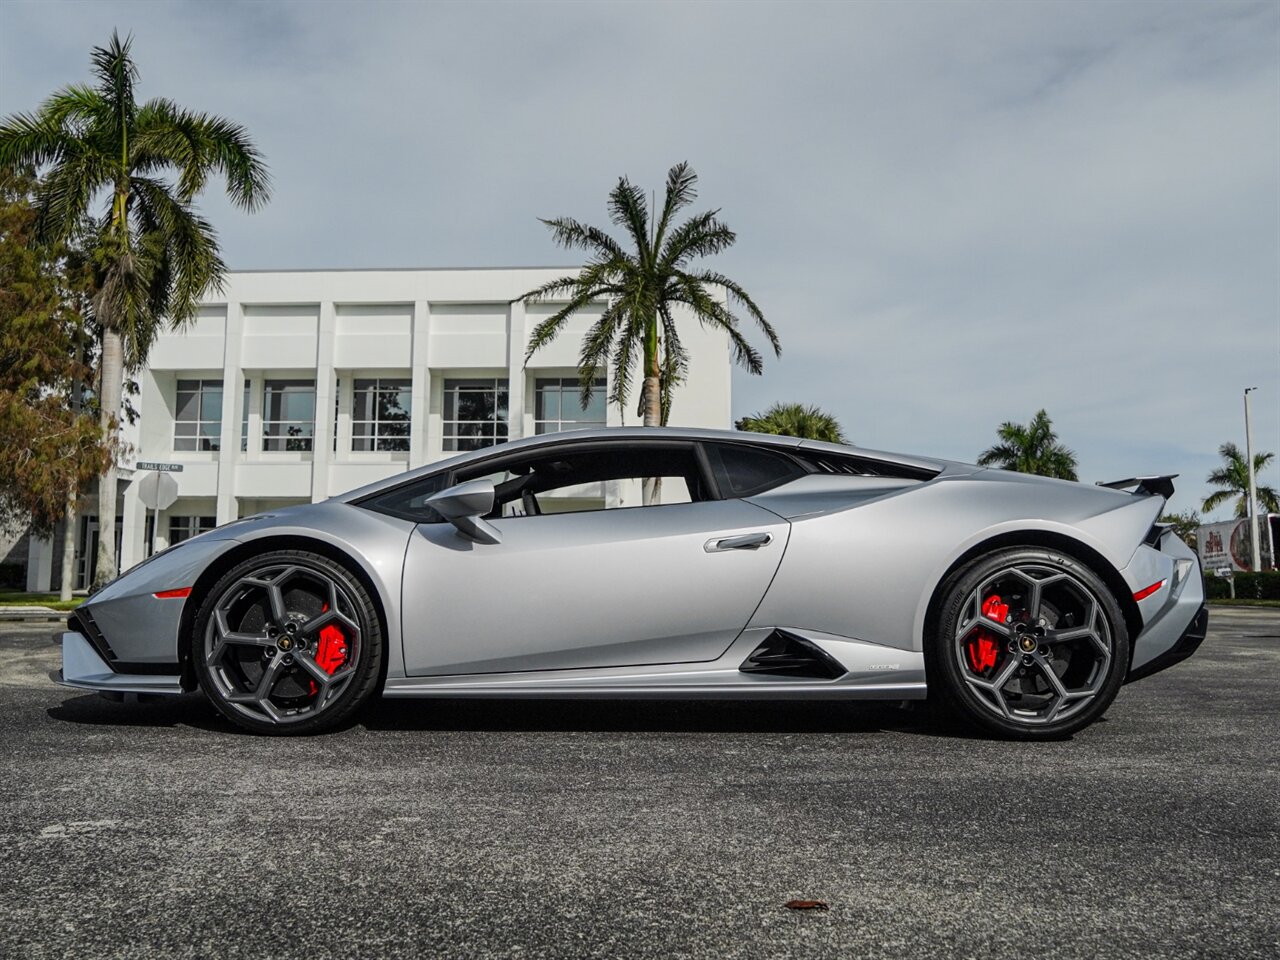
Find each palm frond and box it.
[91,30,137,137]
[651,161,697,252]
[0,109,74,172]
[607,175,651,263]
[537,217,624,260]
[524,285,609,363]
[33,145,107,241]
[129,175,225,327]
[659,211,734,268]
[689,269,780,356]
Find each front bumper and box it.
[51,632,184,695]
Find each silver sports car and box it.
[54,427,1207,738]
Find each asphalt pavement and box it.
[1,608,1277,959]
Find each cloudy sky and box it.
[2,0,1276,518]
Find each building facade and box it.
[24,267,732,591]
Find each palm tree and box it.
[519,162,778,429]
[1201,442,1278,517]
[0,32,269,586]
[737,402,847,443]
[977,409,1078,480]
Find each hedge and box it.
[1204,570,1280,600]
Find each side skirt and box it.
[383,628,927,700]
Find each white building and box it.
[24,267,732,591]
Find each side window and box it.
[457,444,706,518]
[359,473,450,523]
[705,442,806,498]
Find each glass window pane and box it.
[352,386,374,421]
[199,381,223,418]
[536,383,560,421]
[175,390,199,422]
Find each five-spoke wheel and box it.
[931,547,1129,739]
[192,550,382,734]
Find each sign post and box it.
[137,471,180,558]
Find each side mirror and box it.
[426,478,502,545]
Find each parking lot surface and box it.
[1,607,1277,959]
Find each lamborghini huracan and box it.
[54,428,1207,738]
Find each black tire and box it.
[191,549,383,735]
[927,546,1129,740]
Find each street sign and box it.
[135,461,184,473]
[137,471,179,511]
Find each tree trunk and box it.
[642,375,662,506]
[58,491,77,601]
[60,323,84,602]
[94,328,124,589]
[642,375,661,428]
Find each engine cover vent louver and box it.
[739,629,846,680]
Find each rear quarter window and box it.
[704,442,807,498]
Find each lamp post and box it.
[1244,387,1261,572]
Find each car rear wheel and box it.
[930,547,1129,740]
[191,550,383,735]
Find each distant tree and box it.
[0,31,270,586]
[977,409,1078,480]
[1159,510,1201,552]
[520,162,778,429]
[1201,442,1278,518]
[736,402,847,443]
[0,169,105,539]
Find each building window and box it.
[443,378,508,451]
[169,515,216,544]
[262,380,315,452]
[535,377,607,435]
[174,379,223,451]
[353,378,411,452]
[240,380,249,452]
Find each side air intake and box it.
[739,630,846,680]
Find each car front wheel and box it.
[191,550,383,735]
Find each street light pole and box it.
[1244,387,1261,572]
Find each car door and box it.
[398,441,790,676]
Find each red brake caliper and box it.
[966,595,1007,674]
[308,603,349,695]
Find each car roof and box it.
[332,426,955,503]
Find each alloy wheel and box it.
[203,563,362,725]
[952,562,1112,726]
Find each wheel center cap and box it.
[1019,635,1037,653]
[277,635,294,651]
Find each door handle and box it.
[705,532,774,553]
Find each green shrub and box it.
[1204,575,1233,600]
[1233,571,1280,600]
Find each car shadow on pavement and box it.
[358,696,980,737]
[47,690,979,738]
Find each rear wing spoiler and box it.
[1097,475,1177,500]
